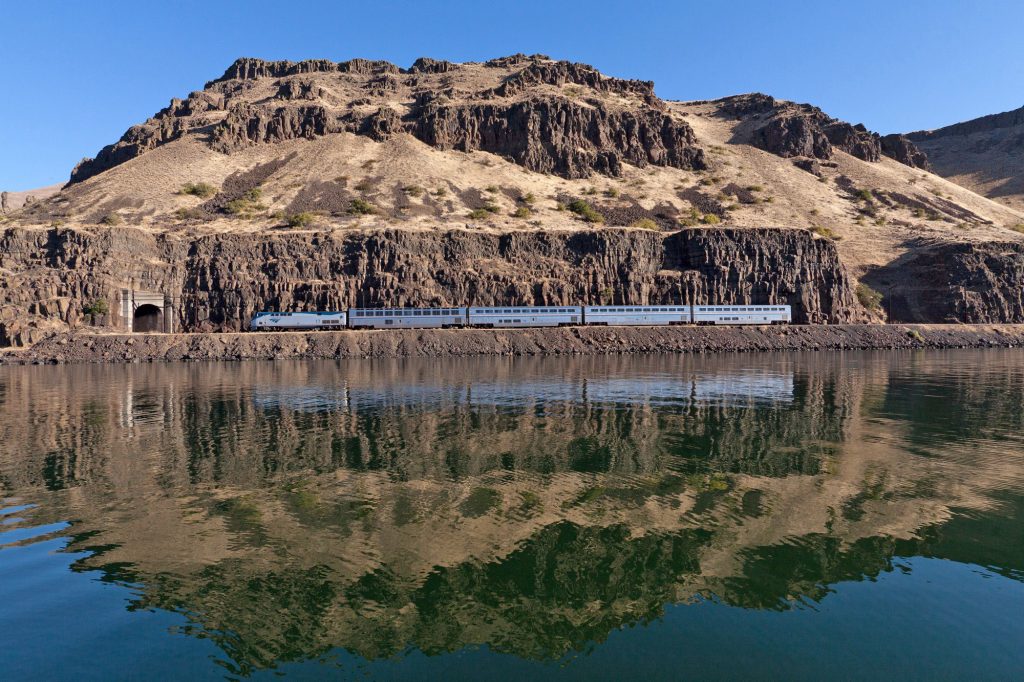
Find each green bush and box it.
[174,207,205,220]
[286,212,316,227]
[631,218,658,230]
[512,206,531,219]
[468,208,492,220]
[567,199,604,224]
[856,283,883,310]
[521,192,536,205]
[83,298,109,316]
[179,182,218,199]
[225,188,266,217]
[348,199,377,215]
[857,188,874,202]
[702,214,721,225]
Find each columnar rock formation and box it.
[68,55,708,184]
[0,226,860,345]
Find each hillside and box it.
[1,54,1023,343]
[907,105,1024,212]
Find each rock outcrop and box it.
[68,54,706,185]
[0,226,859,345]
[867,240,1024,323]
[719,94,928,168]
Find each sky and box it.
[1,0,1022,191]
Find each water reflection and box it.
[1,352,1023,675]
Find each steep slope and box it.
[907,105,1024,212]
[1,54,1023,341]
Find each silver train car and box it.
[692,305,791,325]
[348,307,466,329]
[584,305,691,326]
[468,306,581,328]
[250,311,347,331]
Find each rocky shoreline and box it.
[2,324,1024,365]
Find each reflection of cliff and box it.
[2,351,1024,673]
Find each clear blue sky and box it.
[1,0,1021,191]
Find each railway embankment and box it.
[3,324,1024,365]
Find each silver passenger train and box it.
[250,304,791,330]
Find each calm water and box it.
[1,351,1023,680]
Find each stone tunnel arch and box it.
[132,304,163,333]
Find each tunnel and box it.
[133,304,163,333]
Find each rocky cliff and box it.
[717,94,929,169]
[0,226,858,345]
[68,54,707,184]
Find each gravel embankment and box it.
[2,325,1024,365]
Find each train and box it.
[250,304,792,330]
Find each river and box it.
[1,351,1023,679]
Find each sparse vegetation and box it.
[82,299,109,316]
[812,226,840,240]
[746,184,764,192]
[286,212,316,227]
[174,207,205,220]
[225,189,266,217]
[604,187,619,198]
[857,189,875,202]
[434,187,447,197]
[99,213,123,226]
[631,218,658,230]
[402,185,424,197]
[360,159,376,169]
[907,329,925,342]
[520,192,536,205]
[178,181,218,199]
[485,185,499,193]
[856,283,884,310]
[353,180,373,192]
[567,199,604,224]
[348,198,377,215]
[583,186,598,196]
[467,208,492,220]
[702,214,721,225]
[511,206,531,219]
[1009,224,1024,234]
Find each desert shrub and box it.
[567,199,604,224]
[402,185,424,197]
[485,185,499,193]
[631,218,658,230]
[1009,224,1024,234]
[82,298,109,316]
[354,180,373,192]
[702,214,720,225]
[483,202,500,214]
[856,283,883,310]
[348,198,377,215]
[907,329,925,342]
[857,189,874,202]
[468,208,492,220]
[746,184,764,192]
[225,188,266,217]
[812,225,840,240]
[521,192,536,205]
[99,213,123,226]
[512,206,531,219]
[434,187,447,197]
[179,182,218,198]
[175,207,205,220]
[583,187,598,196]
[286,212,316,227]
[604,187,619,198]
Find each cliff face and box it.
[68,55,707,184]
[0,226,858,345]
[868,241,1024,323]
[718,94,929,169]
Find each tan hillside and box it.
[2,54,1024,342]
[907,105,1024,213]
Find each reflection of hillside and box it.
[2,351,1024,673]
